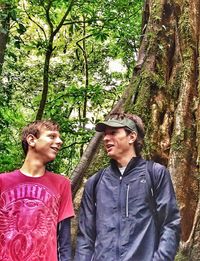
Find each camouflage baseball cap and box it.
[95,118,138,133]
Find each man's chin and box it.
[107,151,115,158]
[46,156,56,164]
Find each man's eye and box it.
[49,135,55,138]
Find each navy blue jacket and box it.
[75,157,181,261]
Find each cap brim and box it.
[95,121,126,132]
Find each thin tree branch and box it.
[53,0,75,37]
[61,141,87,151]
[44,0,54,33]
[22,2,47,41]
[76,34,93,51]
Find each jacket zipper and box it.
[126,184,130,218]
[117,175,123,260]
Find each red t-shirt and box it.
[0,170,74,261]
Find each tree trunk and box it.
[71,97,125,197]
[72,0,200,259]
[0,3,10,76]
[36,0,75,119]
[36,42,53,120]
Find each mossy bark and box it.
[124,0,200,258]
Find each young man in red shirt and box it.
[0,120,74,261]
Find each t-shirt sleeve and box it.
[58,178,74,222]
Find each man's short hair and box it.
[21,120,60,155]
[95,112,145,156]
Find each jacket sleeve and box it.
[152,163,181,261]
[57,218,72,261]
[74,176,96,261]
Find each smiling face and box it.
[103,127,137,166]
[27,127,63,164]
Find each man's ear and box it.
[26,134,36,147]
[129,132,137,144]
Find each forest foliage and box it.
[0,0,143,174]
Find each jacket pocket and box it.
[124,175,148,218]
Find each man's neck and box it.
[115,154,136,167]
[20,156,46,177]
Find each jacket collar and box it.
[110,156,143,176]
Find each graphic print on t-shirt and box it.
[0,183,60,261]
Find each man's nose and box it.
[56,137,63,145]
[103,133,110,142]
